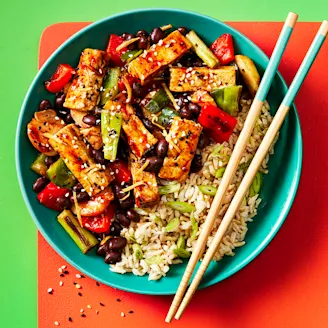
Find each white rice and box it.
[110,96,276,280]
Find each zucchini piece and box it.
[186,30,219,68]
[57,210,98,254]
[211,85,242,116]
[157,107,180,127]
[100,67,120,105]
[101,110,122,161]
[30,153,48,176]
[121,49,143,63]
[145,89,171,114]
[47,158,77,189]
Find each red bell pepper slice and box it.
[45,64,75,93]
[81,203,116,234]
[198,104,237,144]
[118,74,136,92]
[106,34,127,67]
[108,159,132,185]
[210,34,235,65]
[37,182,71,211]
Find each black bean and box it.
[82,114,97,126]
[138,36,148,49]
[180,106,193,119]
[136,30,148,37]
[33,177,49,193]
[178,27,188,36]
[39,99,52,111]
[113,184,128,200]
[145,156,163,173]
[119,196,135,210]
[132,82,145,98]
[93,106,102,116]
[117,141,129,162]
[109,221,122,236]
[57,108,69,118]
[156,139,168,158]
[197,132,210,149]
[126,209,140,223]
[77,191,90,203]
[44,155,58,167]
[105,250,122,264]
[124,33,136,50]
[190,154,203,173]
[108,237,127,250]
[65,113,74,124]
[142,118,155,132]
[116,213,130,227]
[97,243,108,257]
[122,32,129,39]
[150,27,164,44]
[55,92,66,108]
[73,183,83,192]
[91,149,106,165]
[177,94,188,108]
[56,196,71,210]
[188,103,201,116]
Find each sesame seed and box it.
[177,63,182,67]
[100,302,105,306]
[96,282,100,286]
[47,288,53,294]
[203,76,208,80]
[165,44,170,48]
[154,51,158,56]
[75,284,81,289]
[78,292,82,296]
[96,119,101,124]
[148,57,153,62]
[76,274,81,278]
[73,145,78,149]
[65,193,69,197]
[99,69,103,74]
[80,309,84,313]
[129,310,134,314]
[58,268,63,273]
[121,312,125,317]
[115,169,119,174]
[190,80,195,85]
[157,61,161,66]
[81,314,86,318]
[96,310,99,315]
[158,39,163,46]
[116,298,121,302]
[102,165,106,170]
[59,281,63,286]
[110,171,115,175]
[121,181,125,186]
[139,138,143,143]
[146,143,151,148]
[100,86,104,91]
[55,116,60,121]
[61,120,65,125]
[81,189,85,192]
[68,317,72,322]
[54,321,60,326]
[186,73,191,78]
[87,305,92,309]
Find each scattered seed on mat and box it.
[129,310,134,314]
[117,298,121,302]
[75,284,81,289]
[76,274,81,278]
[80,309,84,313]
[81,314,86,318]
[87,305,92,309]
[78,292,82,297]
[54,321,60,326]
[100,302,105,306]
[59,281,63,286]
[64,270,69,274]
[68,317,73,322]
[47,288,53,294]
[96,282,100,286]
[96,310,99,315]
[60,273,65,277]
[61,265,67,269]
[121,312,125,317]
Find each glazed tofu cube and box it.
[158,117,202,183]
[48,124,113,196]
[169,66,236,92]
[130,155,160,208]
[64,48,107,111]
[191,90,217,107]
[122,114,158,158]
[128,30,192,85]
[80,126,102,150]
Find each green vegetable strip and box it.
[121,49,143,63]
[158,183,181,195]
[132,244,143,260]
[177,236,186,249]
[164,217,180,232]
[157,107,180,127]
[100,67,120,105]
[30,153,47,176]
[199,185,217,196]
[249,172,262,197]
[211,86,243,116]
[145,89,171,114]
[57,210,98,254]
[145,255,163,265]
[174,248,191,258]
[47,158,77,189]
[190,213,198,242]
[215,167,226,178]
[101,110,122,161]
[166,201,196,213]
[186,30,219,68]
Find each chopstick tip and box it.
[286,12,298,28]
[319,20,328,37]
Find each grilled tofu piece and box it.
[122,114,158,158]
[158,117,202,182]
[169,66,236,92]
[130,155,160,208]
[27,110,65,156]
[64,48,108,111]
[128,30,192,85]
[191,90,217,107]
[80,126,102,150]
[48,124,113,196]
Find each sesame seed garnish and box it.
[116,298,121,302]
[76,274,81,278]
[102,165,106,170]
[100,302,105,306]
[158,39,163,46]
[96,310,99,315]
[75,284,81,289]
[58,268,63,273]
[64,270,69,274]
[148,57,153,62]
[47,288,53,294]
[129,310,134,314]
[81,314,86,318]
[54,321,60,326]
[59,281,63,286]
[61,120,65,125]
[55,116,60,121]
[101,186,105,190]
[99,69,103,74]
[73,145,78,149]
[65,193,69,197]
[87,305,92,309]
[78,292,82,296]
[68,317,72,322]
[80,309,84,313]
[96,282,100,286]
[121,312,125,317]
[154,51,158,56]
[60,273,65,277]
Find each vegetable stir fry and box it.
[27,24,263,266]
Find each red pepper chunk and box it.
[81,203,116,234]
[118,74,136,92]
[37,182,71,211]
[106,34,127,67]
[198,104,237,144]
[210,34,235,65]
[45,64,75,93]
[108,159,132,185]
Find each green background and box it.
[1,0,326,327]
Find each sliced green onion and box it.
[154,216,163,227]
[164,217,180,232]
[145,255,163,265]
[249,172,262,197]
[199,185,217,196]
[129,235,137,243]
[239,161,251,170]
[145,89,171,114]
[121,49,143,63]
[190,213,198,242]
[215,167,226,178]
[100,67,120,105]
[177,236,186,249]
[158,183,181,195]
[174,248,191,258]
[134,208,149,216]
[166,201,196,213]
[210,144,223,157]
[132,244,143,260]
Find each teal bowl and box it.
[16,8,302,295]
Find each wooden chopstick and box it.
[174,19,328,320]
[165,12,298,323]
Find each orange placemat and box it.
[38,22,328,328]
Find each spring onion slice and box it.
[190,212,198,242]
[215,167,226,178]
[249,172,262,197]
[158,183,181,195]
[166,201,196,213]
[174,248,191,258]
[132,244,143,260]
[145,255,163,265]
[199,185,217,196]
[164,217,180,232]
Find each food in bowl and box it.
[27,24,275,280]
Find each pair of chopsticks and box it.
[166,13,328,322]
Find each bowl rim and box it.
[15,8,303,295]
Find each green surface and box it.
[1,1,326,327]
